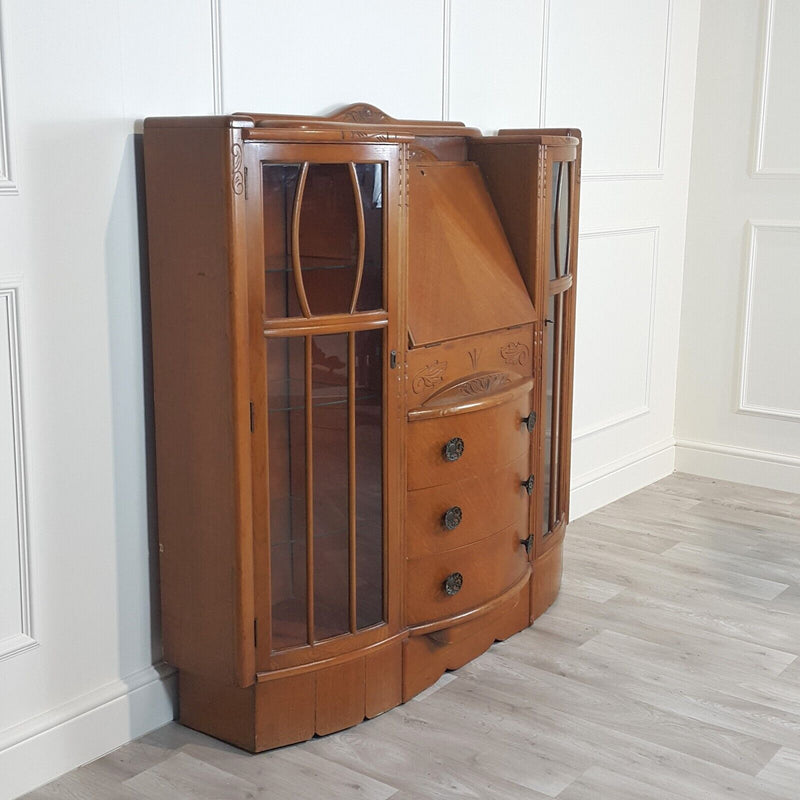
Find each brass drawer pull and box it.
[521,534,533,556]
[443,572,463,596]
[443,437,465,462]
[522,474,535,495]
[442,506,463,530]
[522,412,536,433]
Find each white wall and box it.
[0,1,701,796]
[675,0,800,490]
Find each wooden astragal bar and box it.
[142,103,582,752]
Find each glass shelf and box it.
[265,263,355,274]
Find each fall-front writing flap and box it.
[407,162,535,347]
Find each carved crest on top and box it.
[335,103,394,124]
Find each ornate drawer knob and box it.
[443,437,465,462]
[522,411,536,433]
[442,506,463,530]
[443,572,463,596]
[522,474,535,495]
[520,534,533,556]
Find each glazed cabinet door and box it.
[244,142,403,671]
[538,147,580,551]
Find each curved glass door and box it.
[542,158,577,540]
[261,156,388,653]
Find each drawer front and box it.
[407,392,533,490]
[408,326,534,407]
[405,523,530,627]
[407,453,531,557]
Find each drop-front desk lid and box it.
[407,160,535,347]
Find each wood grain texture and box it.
[25,473,800,799]
[406,162,535,346]
[142,110,580,751]
[143,125,254,687]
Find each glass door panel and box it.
[542,159,574,540]
[266,335,308,650]
[261,153,390,654]
[262,162,385,321]
[355,327,384,628]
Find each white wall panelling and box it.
[0,4,15,195]
[440,0,452,121]
[210,0,223,115]
[753,0,800,176]
[448,0,545,131]
[676,0,800,492]
[543,0,673,179]
[739,221,800,420]
[219,0,445,120]
[0,283,34,661]
[572,227,659,440]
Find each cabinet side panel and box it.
[144,126,243,684]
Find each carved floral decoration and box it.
[500,341,530,366]
[412,360,448,394]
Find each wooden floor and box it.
[24,473,800,799]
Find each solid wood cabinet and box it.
[143,104,581,752]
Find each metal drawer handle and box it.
[443,572,463,596]
[521,534,533,556]
[522,474,535,495]
[443,437,464,462]
[522,411,536,433]
[442,506,463,530]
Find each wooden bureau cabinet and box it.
[143,104,581,752]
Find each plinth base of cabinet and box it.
[531,525,565,620]
[179,638,403,753]
[178,536,567,753]
[402,572,531,701]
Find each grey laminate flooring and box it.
[24,473,800,799]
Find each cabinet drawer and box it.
[405,523,529,627]
[407,392,533,490]
[406,453,531,557]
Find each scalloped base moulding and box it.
[178,533,563,753]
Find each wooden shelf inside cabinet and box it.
[142,103,581,753]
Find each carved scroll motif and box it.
[500,341,530,366]
[459,372,511,397]
[231,142,244,196]
[412,360,448,394]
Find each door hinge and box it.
[390,350,398,369]
[254,618,258,648]
[244,167,248,199]
[249,402,254,432]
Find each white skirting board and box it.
[569,437,676,520]
[675,439,800,494]
[0,664,176,800]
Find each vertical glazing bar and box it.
[348,331,357,633]
[549,294,563,530]
[304,334,315,643]
[291,162,312,318]
[348,163,366,314]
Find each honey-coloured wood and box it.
[405,523,530,627]
[406,390,533,490]
[406,453,530,557]
[143,105,581,753]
